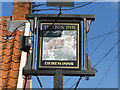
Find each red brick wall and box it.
[12,0,31,20]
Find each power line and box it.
[31,2,87,7]
[63,76,72,86]
[70,82,77,88]
[70,77,82,88]
[96,52,119,88]
[36,76,43,89]
[90,21,119,57]
[87,30,119,41]
[74,77,82,90]
[72,40,119,89]
[31,0,96,12]
[94,39,119,68]
[62,0,96,11]
[5,22,25,39]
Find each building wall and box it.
[0,1,31,89]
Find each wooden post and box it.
[54,70,63,89]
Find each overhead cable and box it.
[94,40,119,68]
[31,0,96,12]
[90,21,119,57]
[87,30,119,41]
[96,53,119,88]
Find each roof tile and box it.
[1,31,10,37]
[9,70,19,79]
[4,49,13,56]
[8,78,18,87]
[0,58,1,63]
[0,38,7,43]
[2,62,11,71]
[11,62,20,71]
[0,43,6,50]
[1,25,7,31]
[1,71,10,79]
[1,78,9,87]
[16,30,24,35]
[12,54,21,63]
[0,50,4,56]
[0,16,27,89]
[7,38,15,43]
[0,70,19,79]
[0,63,2,69]
[2,56,12,63]
[14,40,19,49]
[13,48,21,56]
[6,86,16,89]
[6,42,14,50]
[14,34,20,41]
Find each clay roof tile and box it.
[1,78,9,87]
[1,31,10,37]
[2,56,12,63]
[12,55,21,63]
[14,34,20,41]
[8,78,18,87]
[9,70,19,79]
[0,43,6,50]
[13,48,21,56]
[16,30,24,35]
[2,62,11,71]
[0,50,4,56]
[4,49,13,56]
[14,41,19,49]
[11,62,20,71]
[1,71,10,79]
[6,42,14,50]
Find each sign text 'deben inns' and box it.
[37,22,81,69]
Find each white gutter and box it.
[17,21,31,89]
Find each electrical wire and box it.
[93,39,119,68]
[74,77,82,90]
[62,0,96,11]
[31,2,87,8]
[87,30,119,41]
[90,21,119,57]
[31,0,96,12]
[32,3,46,7]
[70,41,119,89]
[70,82,77,88]
[5,22,26,39]
[23,76,28,90]
[70,77,82,88]
[75,2,88,5]
[36,76,43,89]
[63,76,72,86]
[96,52,119,88]
[72,40,119,89]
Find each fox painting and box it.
[45,36,76,57]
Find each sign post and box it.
[23,14,95,89]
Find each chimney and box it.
[12,0,31,20]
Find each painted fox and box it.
[45,36,75,56]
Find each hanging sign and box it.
[37,22,81,69]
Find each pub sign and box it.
[37,21,81,69]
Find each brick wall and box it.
[12,0,31,20]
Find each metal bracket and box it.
[86,20,92,33]
[19,35,32,52]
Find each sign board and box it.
[37,22,81,69]
[47,0,74,7]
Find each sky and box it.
[1,1,119,89]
